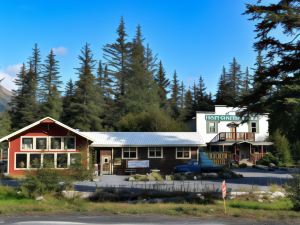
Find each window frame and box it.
[35,137,48,150]
[21,137,34,150]
[206,121,218,133]
[148,147,163,158]
[176,147,191,159]
[122,147,138,159]
[249,121,259,133]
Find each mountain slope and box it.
[0,84,12,111]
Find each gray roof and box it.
[81,132,205,147]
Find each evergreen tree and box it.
[182,88,194,121]
[154,61,170,108]
[170,70,180,118]
[228,57,242,103]
[240,67,250,97]
[103,17,130,97]
[9,64,27,129]
[0,112,11,138]
[240,0,300,162]
[39,49,62,119]
[71,43,103,131]
[96,60,104,92]
[20,62,39,126]
[145,43,158,77]
[215,66,232,105]
[29,43,41,102]
[61,79,75,125]
[124,25,158,113]
[178,81,185,114]
[272,129,292,166]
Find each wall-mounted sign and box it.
[205,115,258,121]
[127,160,149,168]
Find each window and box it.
[22,138,33,150]
[148,147,163,158]
[122,147,137,159]
[250,122,258,133]
[64,137,75,150]
[36,138,47,150]
[43,154,55,168]
[16,154,27,169]
[57,153,68,168]
[51,137,61,149]
[70,153,81,166]
[29,154,41,168]
[207,121,218,133]
[176,147,191,159]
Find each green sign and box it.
[205,115,258,121]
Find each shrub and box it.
[239,163,248,168]
[257,153,279,166]
[286,174,300,211]
[272,129,292,166]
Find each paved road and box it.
[0,215,296,225]
[74,168,292,192]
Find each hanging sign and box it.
[205,115,258,121]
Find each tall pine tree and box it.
[71,43,103,131]
[170,70,180,118]
[39,49,62,119]
[154,61,170,109]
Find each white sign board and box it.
[127,160,149,168]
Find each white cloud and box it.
[0,63,22,91]
[52,46,68,56]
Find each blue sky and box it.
[0,0,259,94]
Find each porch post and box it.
[222,145,225,152]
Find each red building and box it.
[0,117,204,176]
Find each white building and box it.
[196,105,272,163]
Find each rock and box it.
[62,190,93,199]
[258,199,263,203]
[196,193,205,200]
[35,196,44,201]
[128,177,135,181]
[271,191,285,198]
[254,165,269,170]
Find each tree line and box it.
[0,17,253,134]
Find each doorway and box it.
[100,155,112,175]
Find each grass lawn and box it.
[0,187,299,221]
[0,197,299,221]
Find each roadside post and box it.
[222,180,227,214]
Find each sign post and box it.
[221,180,227,214]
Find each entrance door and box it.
[101,155,111,175]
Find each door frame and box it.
[100,155,112,175]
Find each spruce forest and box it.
[0,0,299,164]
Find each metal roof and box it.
[81,132,205,147]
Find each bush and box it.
[257,153,279,166]
[272,129,292,166]
[286,174,300,211]
[239,163,248,168]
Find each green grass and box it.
[0,186,299,222]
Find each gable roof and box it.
[0,117,93,142]
[81,132,205,147]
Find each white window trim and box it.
[14,152,81,170]
[20,136,76,151]
[148,147,163,158]
[176,147,191,159]
[122,147,138,159]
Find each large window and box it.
[43,154,55,168]
[36,138,47,150]
[22,138,33,150]
[51,137,62,150]
[16,154,27,168]
[176,147,191,159]
[148,147,163,158]
[207,121,218,133]
[29,154,41,168]
[122,147,137,159]
[64,137,75,150]
[57,153,68,168]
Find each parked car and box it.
[174,152,222,173]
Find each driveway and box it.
[74,168,293,192]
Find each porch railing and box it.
[210,132,255,143]
[206,152,231,165]
[250,153,265,164]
